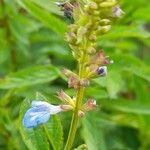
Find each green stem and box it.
[64,87,84,150]
[64,63,85,150]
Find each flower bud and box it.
[85,20,93,29]
[82,98,97,112]
[84,5,90,12]
[93,10,100,15]
[68,75,80,89]
[86,64,98,78]
[112,6,125,18]
[76,27,88,44]
[99,0,117,7]
[78,110,85,117]
[98,25,111,34]
[62,68,81,88]
[89,34,97,41]
[62,68,77,78]
[72,51,83,60]
[97,66,107,76]
[56,90,75,106]
[60,105,73,111]
[80,79,90,87]
[55,2,74,20]
[89,2,98,10]
[65,32,76,44]
[99,19,111,25]
[87,47,96,54]
[89,50,112,65]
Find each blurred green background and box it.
[0,0,150,149]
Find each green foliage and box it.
[19,0,67,36]
[0,65,59,89]
[82,114,107,150]
[0,0,150,149]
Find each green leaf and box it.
[100,99,150,115]
[93,54,150,99]
[19,0,67,36]
[82,114,107,150]
[93,70,123,99]
[0,65,59,89]
[85,87,108,99]
[29,0,62,16]
[19,95,63,150]
[44,116,63,150]
[112,54,150,82]
[9,15,29,46]
[109,113,140,129]
[132,7,150,21]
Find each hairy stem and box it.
[64,63,85,150]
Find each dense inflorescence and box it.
[61,0,124,112]
[22,0,124,149]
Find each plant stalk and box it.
[64,63,85,150]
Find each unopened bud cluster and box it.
[57,0,123,116]
[63,0,121,82]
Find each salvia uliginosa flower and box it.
[97,66,107,76]
[23,101,64,128]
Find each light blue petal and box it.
[31,101,50,108]
[23,106,51,128]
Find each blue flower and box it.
[97,66,107,76]
[23,101,62,128]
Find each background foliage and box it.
[0,0,150,149]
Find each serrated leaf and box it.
[0,65,59,89]
[82,114,107,150]
[19,95,63,150]
[45,116,63,150]
[19,0,67,36]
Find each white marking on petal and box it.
[49,105,62,115]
